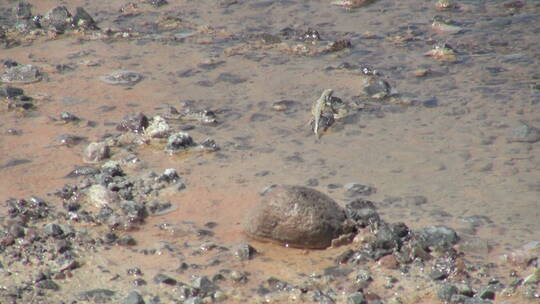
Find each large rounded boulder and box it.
[244,185,347,249]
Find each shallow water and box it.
[1,0,539,302]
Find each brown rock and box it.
[378,254,400,270]
[244,185,347,249]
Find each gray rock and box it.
[117,113,149,133]
[347,292,366,304]
[42,6,72,33]
[373,222,403,250]
[147,0,169,8]
[144,116,171,138]
[123,290,145,304]
[456,283,474,297]
[507,121,540,143]
[165,132,195,153]
[176,285,197,300]
[153,273,177,285]
[156,168,179,183]
[184,297,202,304]
[191,276,217,294]
[65,166,100,178]
[35,279,60,291]
[86,184,118,208]
[0,86,24,99]
[364,78,391,99]
[244,185,347,249]
[345,199,380,227]
[73,7,98,30]
[8,223,25,238]
[416,225,459,249]
[216,73,246,84]
[57,134,87,147]
[429,268,448,280]
[117,235,136,246]
[100,70,143,86]
[457,296,493,304]
[199,138,220,152]
[344,183,375,197]
[233,242,257,261]
[437,283,458,301]
[478,286,496,299]
[44,223,63,238]
[83,142,110,163]
[1,64,42,84]
[14,2,33,20]
[77,289,116,302]
[60,112,80,122]
[403,195,428,206]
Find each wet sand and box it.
[1,0,539,303]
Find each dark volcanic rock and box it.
[73,7,99,30]
[416,225,459,249]
[35,279,60,291]
[0,86,24,99]
[154,273,177,285]
[244,185,347,249]
[165,132,195,153]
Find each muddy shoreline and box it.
[1,0,539,303]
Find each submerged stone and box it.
[507,121,540,143]
[244,185,347,249]
[100,70,143,86]
[363,78,391,99]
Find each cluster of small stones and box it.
[224,27,353,57]
[0,83,34,111]
[2,180,539,303]
[0,157,186,302]
[1,3,99,47]
[113,112,220,154]
[245,185,540,304]
[1,1,356,59]
[1,2,539,304]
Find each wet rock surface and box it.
[244,185,348,249]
